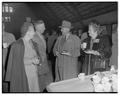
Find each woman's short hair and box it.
[21,22,34,37]
[89,20,102,35]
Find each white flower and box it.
[94,83,104,92]
[110,74,117,81]
[110,74,118,92]
[92,72,102,84]
[112,82,118,92]
[91,71,118,92]
[92,75,101,84]
[102,82,112,92]
[101,76,109,84]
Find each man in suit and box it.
[53,20,81,81]
[32,20,53,92]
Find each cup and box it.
[82,43,87,49]
[78,73,85,81]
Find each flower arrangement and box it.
[91,66,118,92]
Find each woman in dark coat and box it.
[5,22,40,92]
[81,21,112,75]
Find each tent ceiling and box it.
[27,2,117,28]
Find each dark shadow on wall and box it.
[3,2,37,40]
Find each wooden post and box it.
[87,39,93,75]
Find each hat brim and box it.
[59,26,73,29]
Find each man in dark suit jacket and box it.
[33,20,53,92]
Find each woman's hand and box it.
[84,50,93,54]
[85,50,100,55]
[32,57,40,65]
[81,43,87,50]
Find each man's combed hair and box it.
[34,20,44,26]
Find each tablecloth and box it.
[46,76,94,92]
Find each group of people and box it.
[3,20,52,92]
[2,19,117,92]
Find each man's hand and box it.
[56,51,60,56]
[32,57,40,65]
[61,52,71,56]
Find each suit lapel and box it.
[37,33,46,50]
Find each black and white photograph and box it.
[1,0,118,93]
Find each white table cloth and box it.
[46,76,94,92]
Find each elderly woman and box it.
[5,22,40,92]
[81,21,112,75]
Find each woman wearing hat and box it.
[81,21,112,75]
[5,22,40,92]
[53,20,81,81]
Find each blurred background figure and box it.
[77,29,83,73]
[2,22,16,80]
[81,31,88,43]
[79,29,89,73]
[26,17,32,23]
[72,29,77,36]
[47,29,58,81]
[78,29,82,38]
[44,32,50,42]
[110,25,118,69]
[47,30,58,54]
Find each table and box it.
[46,76,94,92]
